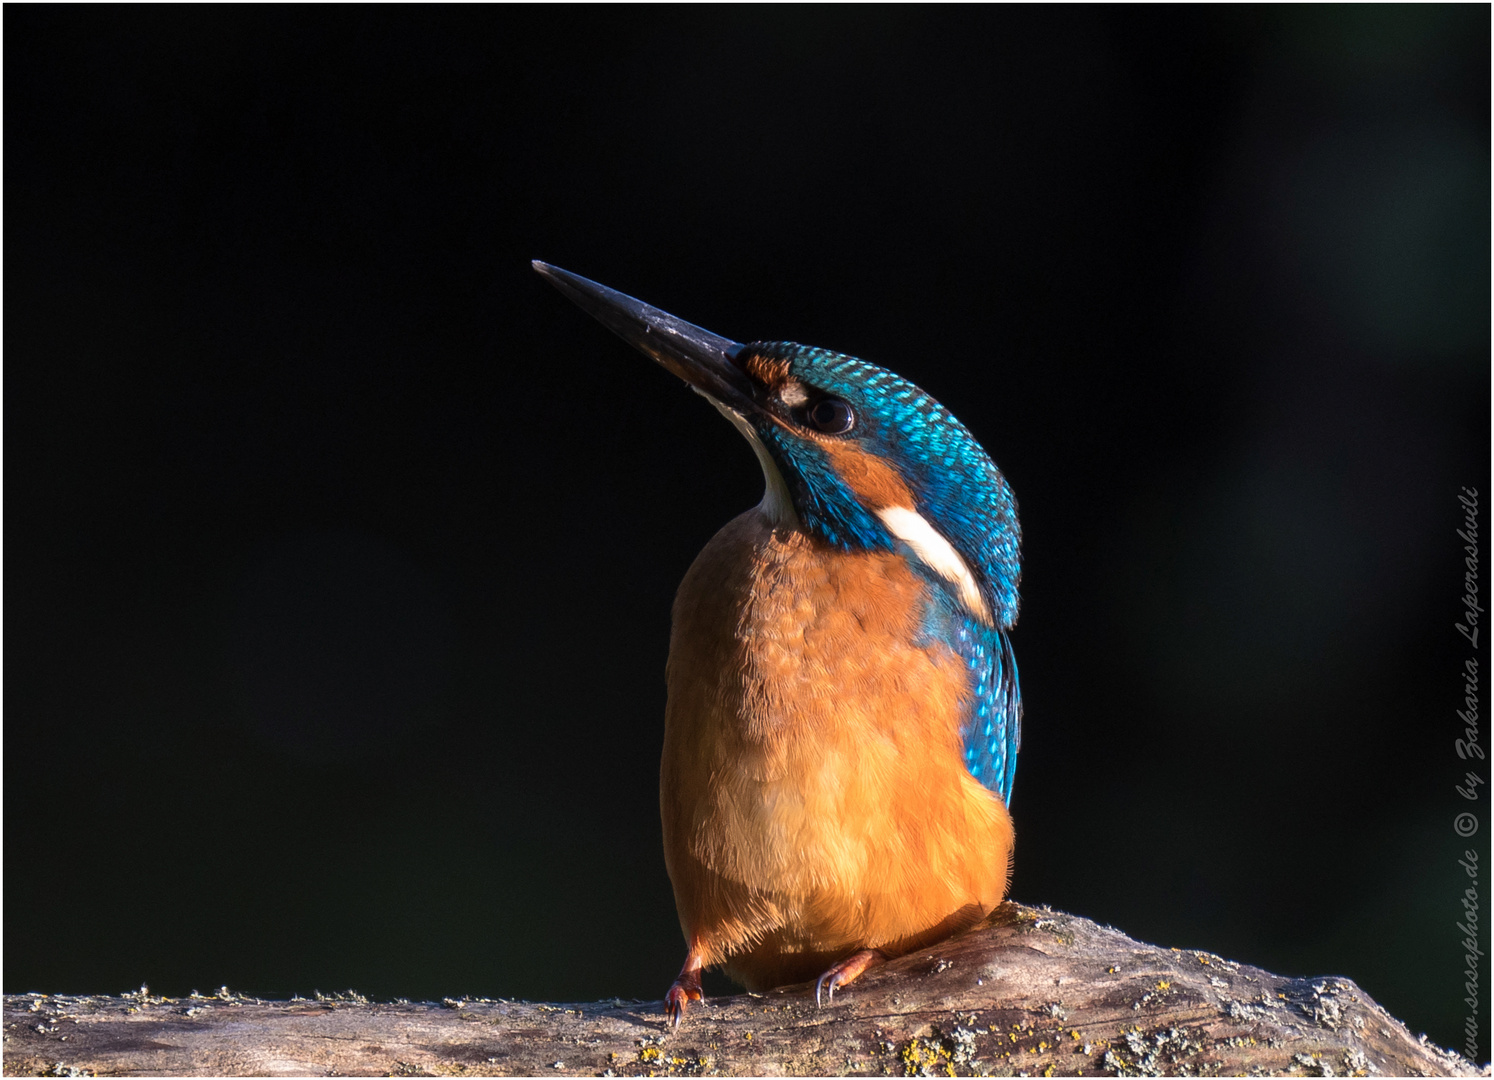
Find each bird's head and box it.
[534,263,1020,630]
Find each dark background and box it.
[7,5,1489,1062]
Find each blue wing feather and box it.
[954,618,1021,807]
[911,568,1023,808]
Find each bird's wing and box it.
[954,620,1022,807]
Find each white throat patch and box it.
[699,390,800,529]
[875,505,993,625]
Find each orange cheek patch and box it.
[821,442,913,511]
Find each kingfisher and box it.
[533,262,1022,1027]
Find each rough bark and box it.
[3,903,1481,1077]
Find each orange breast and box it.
[660,508,1013,990]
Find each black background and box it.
[7,6,1490,1062]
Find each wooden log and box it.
[3,903,1480,1077]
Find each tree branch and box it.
[4,903,1481,1077]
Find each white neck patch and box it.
[875,505,993,625]
[699,390,800,529]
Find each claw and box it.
[664,967,703,1029]
[813,948,887,1008]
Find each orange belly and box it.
[660,509,1014,991]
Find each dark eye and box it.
[807,397,855,434]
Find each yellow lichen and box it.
[899,1037,955,1078]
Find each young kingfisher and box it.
[533,262,1022,1027]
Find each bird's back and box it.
[661,507,1014,991]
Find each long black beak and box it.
[532,261,759,413]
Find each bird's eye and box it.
[807,397,855,435]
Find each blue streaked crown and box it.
[747,343,1021,631]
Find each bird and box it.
[532,262,1022,1027]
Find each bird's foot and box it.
[664,969,702,1028]
[815,948,888,1006]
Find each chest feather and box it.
[662,509,977,892]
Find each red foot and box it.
[665,969,702,1028]
[815,948,888,1006]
